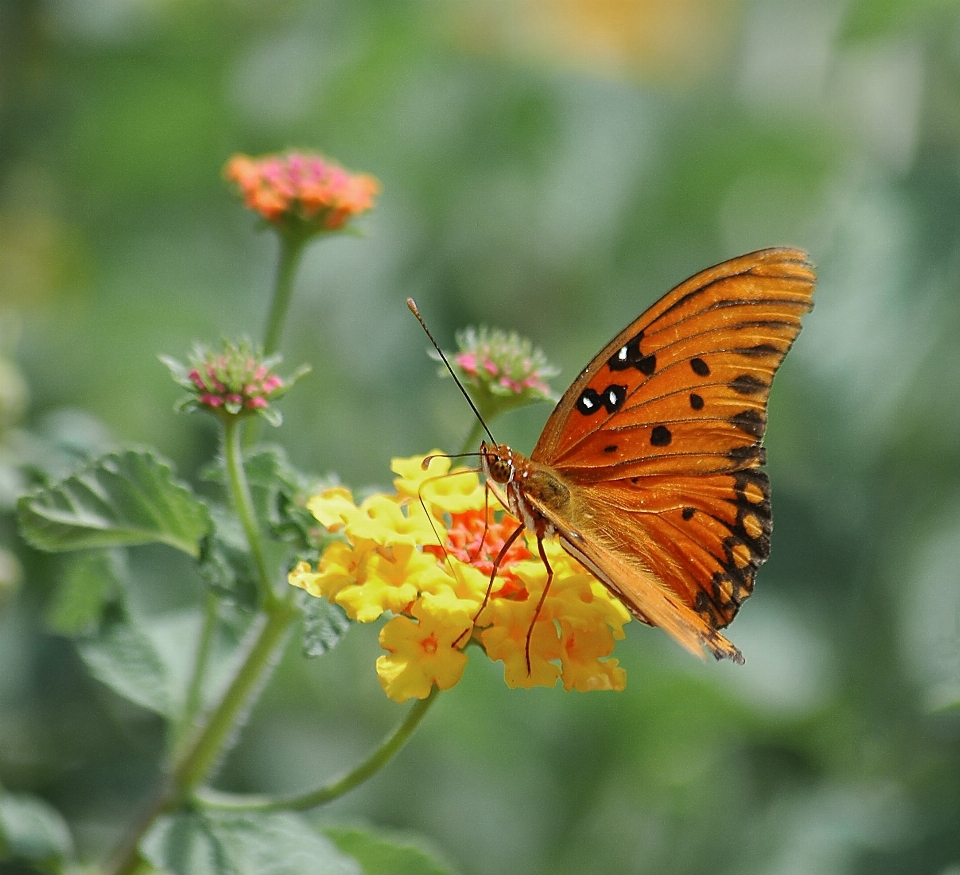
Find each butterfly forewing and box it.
[527,248,814,641]
[533,248,814,469]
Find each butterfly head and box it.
[479,440,516,485]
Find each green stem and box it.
[263,230,310,358]
[245,230,309,451]
[173,601,297,791]
[192,688,439,813]
[175,591,220,751]
[460,419,485,457]
[104,601,298,875]
[224,416,276,607]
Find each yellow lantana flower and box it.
[289,453,631,702]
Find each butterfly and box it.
[476,248,815,664]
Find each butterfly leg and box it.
[465,482,495,565]
[524,535,554,675]
[452,523,526,649]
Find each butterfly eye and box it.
[486,455,513,484]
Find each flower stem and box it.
[223,416,276,607]
[175,591,219,750]
[173,600,297,791]
[263,230,310,358]
[104,600,298,875]
[460,419,485,457]
[192,688,439,813]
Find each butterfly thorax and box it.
[480,440,571,537]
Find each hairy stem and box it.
[193,688,439,813]
[175,590,220,751]
[104,601,298,875]
[263,230,310,358]
[224,416,276,607]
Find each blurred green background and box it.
[3,0,960,872]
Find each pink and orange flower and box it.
[224,151,380,233]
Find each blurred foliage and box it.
[2,0,960,873]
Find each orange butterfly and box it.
[476,249,815,664]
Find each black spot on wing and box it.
[689,393,704,410]
[734,343,782,359]
[650,425,672,447]
[607,332,643,371]
[728,445,767,467]
[576,384,627,416]
[607,333,656,376]
[731,409,765,437]
[730,374,768,395]
[690,357,710,377]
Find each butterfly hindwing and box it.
[570,470,771,629]
[522,487,746,663]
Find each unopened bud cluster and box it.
[162,339,307,426]
[436,326,558,420]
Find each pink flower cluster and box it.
[187,355,284,414]
[455,350,551,396]
[225,151,380,231]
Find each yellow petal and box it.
[376,609,470,702]
[419,469,486,514]
[348,495,437,546]
[392,452,450,499]
[307,487,358,530]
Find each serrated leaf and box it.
[18,449,212,557]
[300,593,350,657]
[239,446,330,549]
[44,550,127,636]
[142,812,360,875]
[324,826,458,875]
[78,614,171,716]
[202,446,330,553]
[0,793,73,864]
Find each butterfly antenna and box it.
[407,298,496,445]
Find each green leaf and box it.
[325,826,458,875]
[201,446,330,554]
[0,793,73,865]
[78,613,171,716]
[299,593,350,658]
[239,446,330,550]
[44,549,126,636]
[141,812,361,875]
[199,506,260,609]
[18,448,212,557]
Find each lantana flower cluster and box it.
[224,151,380,233]
[435,327,559,421]
[289,454,630,702]
[162,339,307,426]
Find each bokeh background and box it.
[3,0,960,873]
